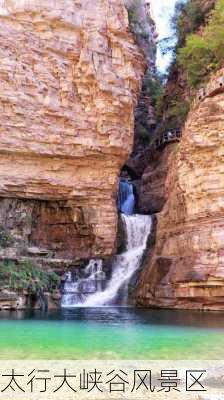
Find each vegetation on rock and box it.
[0,261,60,294]
[142,72,164,108]
[174,0,208,46]
[155,0,217,137]
[134,70,164,145]
[0,228,14,248]
[178,0,224,87]
[157,95,190,131]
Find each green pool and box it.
[0,308,224,359]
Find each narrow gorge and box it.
[0,0,223,314]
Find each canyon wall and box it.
[138,144,176,214]
[125,0,157,73]
[0,0,147,263]
[124,0,157,154]
[137,68,224,311]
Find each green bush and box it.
[173,0,206,46]
[178,0,224,87]
[0,228,14,248]
[160,0,215,72]
[160,0,210,60]
[0,261,60,294]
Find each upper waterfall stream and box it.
[62,214,152,308]
[117,180,135,215]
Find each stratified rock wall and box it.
[137,69,224,310]
[138,144,176,214]
[0,0,146,260]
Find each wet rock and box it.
[116,214,127,254]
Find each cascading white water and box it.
[61,260,105,308]
[61,214,152,308]
[84,214,152,306]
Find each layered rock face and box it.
[137,69,224,310]
[138,144,176,214]
[0,0,145,261]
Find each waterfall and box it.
[61,260,106,308]
[117,180,135,215]
[61,214,152,308]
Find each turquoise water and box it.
[0,308,224,359]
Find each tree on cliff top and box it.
[178,0,224,87]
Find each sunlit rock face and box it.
[137,69,224,310]
[0,0,146,260]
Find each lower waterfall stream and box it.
[62,213,152,307]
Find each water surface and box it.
[0,308,224,359]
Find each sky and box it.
[150,0,178,72]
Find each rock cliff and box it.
[125,0,157,72]
[0,0,146,262]
[138,144,176,214]
[137,68,224,310]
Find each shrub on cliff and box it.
[159,0,211,62]
[0,227,14,248]
[0,261,60,294]
[173,0,207,46]
[178,0,224,87]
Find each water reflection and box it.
[1,308,224,331]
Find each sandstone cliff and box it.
[137,68,224,310]
[0,0,146,262]
[138,144,176,214]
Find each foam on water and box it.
[62,214,152,308]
